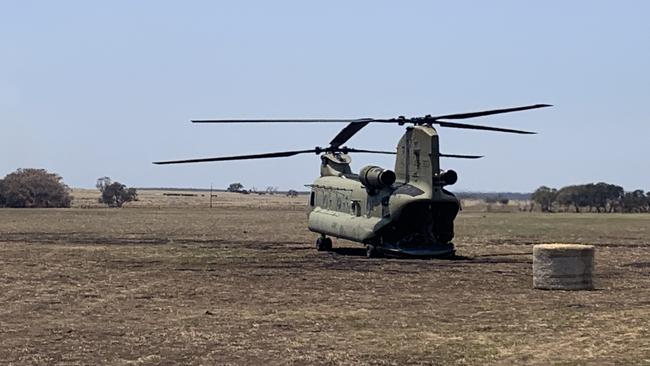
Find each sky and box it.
[1,1,649,192]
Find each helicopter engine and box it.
[359,165,396,189]
[440,169,458,186]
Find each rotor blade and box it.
[191,104,551,124]
[329,120,371,148]
[439,153,483,159]
[192,118,368,123]
[153,149,317,165]
[152,146,396,165]
[344,148,396,155]
[431,104,551,120]
[435,120,536,134]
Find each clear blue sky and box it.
[2,1,648,192]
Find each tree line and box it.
[532,183,650,213]
[226,182,298,196]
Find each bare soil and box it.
[1,191,649,365]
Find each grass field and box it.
[1,190,649,365]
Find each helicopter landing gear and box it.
[366,244,383,258]
[316,236,332,251]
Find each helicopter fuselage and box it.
[307,125,459,257]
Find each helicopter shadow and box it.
[331,247,367,257]
[330,247,471,260]
[329,248,531,264]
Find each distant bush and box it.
[227,182,244,193]
[97,177,137,207]
[0,168,71,208]
[484,196,498,204]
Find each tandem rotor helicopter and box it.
[155,104,550,258]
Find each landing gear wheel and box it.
[316,237,332,251]
[366,244,382,258]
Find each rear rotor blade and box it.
[189,104,547,143]
[435,120,536,134]
[439,153,484,159]
[153,149,317,165]
[192,105,550,125]
[430,104,551,120]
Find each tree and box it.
[98,181,137,207]
[265,186,278,195]
[0,168,71,208]
[621,189,646,213]
[532,182,646,214]
[0,179,5,207]
[96,176,112,192]
[556,185,585,213]
[595,183,623,213]
[531,186,557,212]
[227,182,244,192]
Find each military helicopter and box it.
[154,104,550,258]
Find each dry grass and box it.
[0,191,649,365]
[70,188,306,209]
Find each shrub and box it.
[0,169,71,208]
[97,179,137,207]
[227,182,244,192]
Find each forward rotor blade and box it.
[430,104,551,120]
[329,120,372,148]
[435,120,536,134]
[153,146,396,165]
[439,153,483,159]
[153,149,317,165]
[192,118,366,123]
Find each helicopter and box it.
[154,104,550,258]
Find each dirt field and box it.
[1,191,649,365]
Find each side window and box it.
[310,191,315,206]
